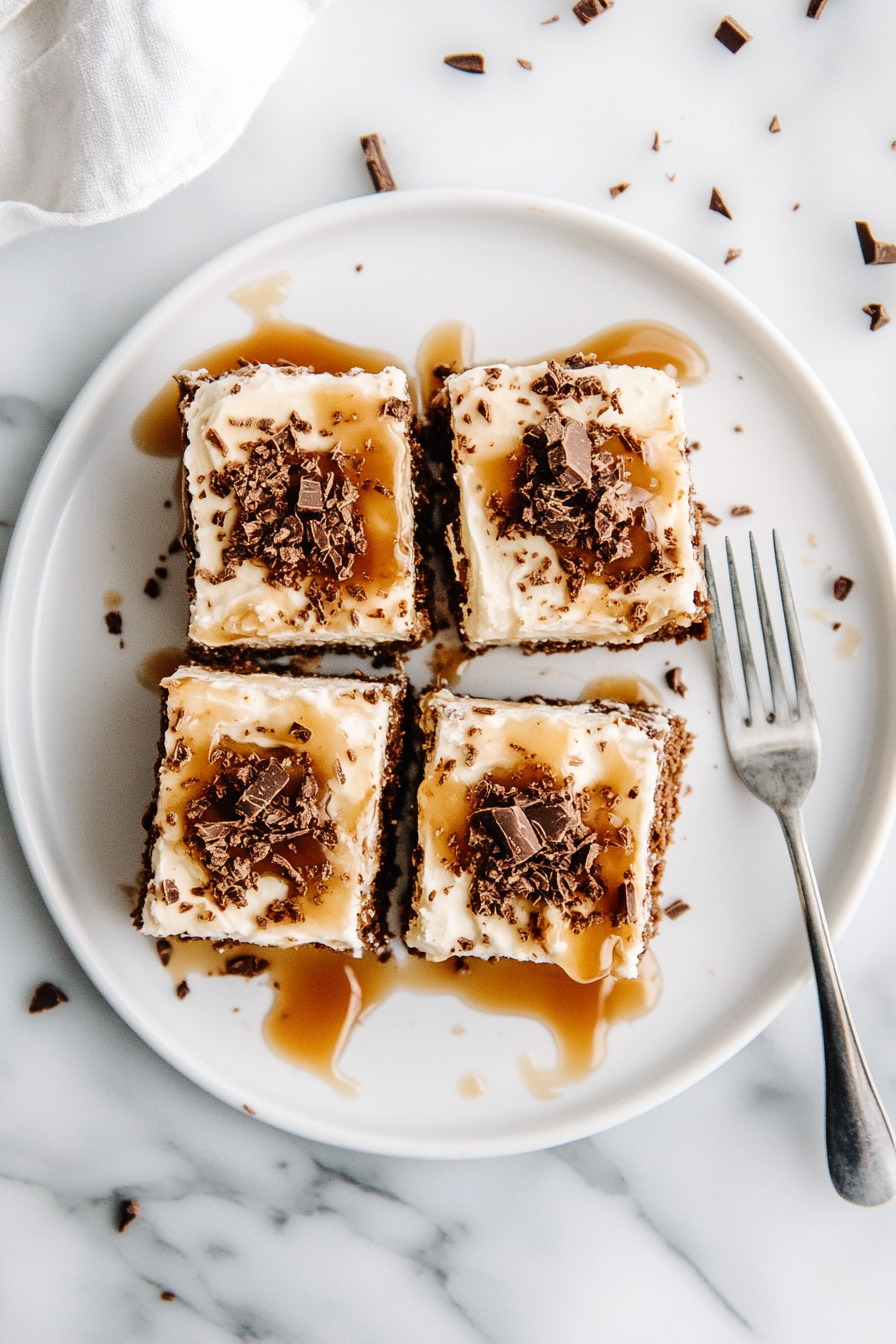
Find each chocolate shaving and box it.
[573,0,613,22]
[714,16,751,52]
[175,981,189,999]
[156,938,172,966]
[609,182,630,199]
[769,114,781,133]
[731,504,753,517]
[725,248,742,264]
[856,222,896,266]
[710,187,733,219]
[444,53,485,73]
[806,0,829,15]
[359,133,397,192]
[863,303,890,331]
[664,899,691,920]
[225,954,270,977]
[28,982,68,1014]
[118,1199,140,1232]
[665,667,687,697]
[833,575,854,601]
[518,58,533,69]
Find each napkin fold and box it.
[0,0,330,248]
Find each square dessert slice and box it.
[139,667,405,953]
[442,359,708,648]
[407,689,691,982]
[179,362,427,650]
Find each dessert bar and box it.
[407,688,691,982]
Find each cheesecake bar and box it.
[179,362,427,650]
[407,689,691,982]
[442,359,708,648]
[139,667,405,953]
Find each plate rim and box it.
[3,186,896,1158]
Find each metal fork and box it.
[705,532,896,1206]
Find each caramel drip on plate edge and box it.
[133,276,703,1098]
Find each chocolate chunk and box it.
[28,982,68,1014]
[522,799,574,843]
[573,0,613,22]
[665,667,687,697]
[710,187,733,219]
[360,133,397,192]
[806,0,829,15]
[289,721,313,742]
[479,805,543,865]
[664,899,691,919]
[609,182,630,199]
[715,16,751,52]
[144,577,161,599]
[863,303,891,331]
[296,478,323,512]
[548,419,592,490]
[619,879,637,922]
[769,114,781,133]
[833,575,854,601]
[104,610,123,635]
[236,758,289,821]
[117,1199,140,1232]
[444,53,485,73]
[224,954,270,978]
[725,248,742,264]
[156,938,172,966]
[731,504,753,516]
[175,980,190,999]
[856,222,896,266]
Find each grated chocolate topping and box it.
[183,744,335,915]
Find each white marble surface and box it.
[3,0,896,1338]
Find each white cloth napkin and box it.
[0,0,330,248]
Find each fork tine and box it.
[725,537,765,726]
[749,533,791,722]
[773,530,816,721]
[703,547,747,735]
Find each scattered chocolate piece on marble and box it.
[666,172,676,182]
[734,424,744,432]
[710,187,733,219]
[769,114,781,133]
[806,0,829,16]
[573,0,613,23]
[28,982,68,1014]
[688,440,701,451]
[863,303,891,331]
[609,182,630,198]
[725,248,742,264]
[144,577,161,598]
[444,52,486,73]
[175,980,190,999]
[832,622,842,631]
[833,575,854,601]
[243,1104,257,1115]
[160,1291,176,1302]
[731,505,753,516]
[104,610,123,635]
[653,131,661,151]
[856,221,896,265]
[664,899,691,919]
[715,16,752,52]
[541,13,560,22]
[665,667,687,697]
[793,203,801,211]
[117,1199,140,1232]
[518,58,533,69]
[697,503,722,527]
[360,133,397,192]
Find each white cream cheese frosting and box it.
[182,364,419,647]
[142,667,400,951]
[445,361,706,647]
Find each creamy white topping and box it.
[446,361,706,647]
[183,364,419,647]
[407,690,672,981]
[143,667,400,951]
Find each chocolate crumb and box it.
[28,982,68,1014]
[225,954,269,977]
[355,263,363,272]
[175,980,189,999]
[833,575,854,602]
[793,203,800,211]
[715,16,751,53]
[697,503,722,527]
[664,899,691,919]
[731,504,753,516]
[243,1104,256,1115]
[769,114,781,133]
[832,622,842,631]
[105,610,123,635]
[806,0,829,15]
[117,1199,140,1232]
[725,248,742,264]
[144,577,161,599]
[444,52,486,73]
[160,1291,176,1302]
[665,667,687,697]
[863,303,891,331]
[517,57,533,69]
[609,182,630,199]
[156,938,172,967]
[652,131,661,152]
[856,221,896,266]
[573,0,613,22]
[360,133,397,192]
[288,722,312,742]
[541,13,560,21]
[710,187,733,219]
[734,424,744,432]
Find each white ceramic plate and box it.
[3,189,896,1159]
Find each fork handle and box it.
[778,808,896,1206]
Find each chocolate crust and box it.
[178,367,431,656]
[137,667,407,956]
